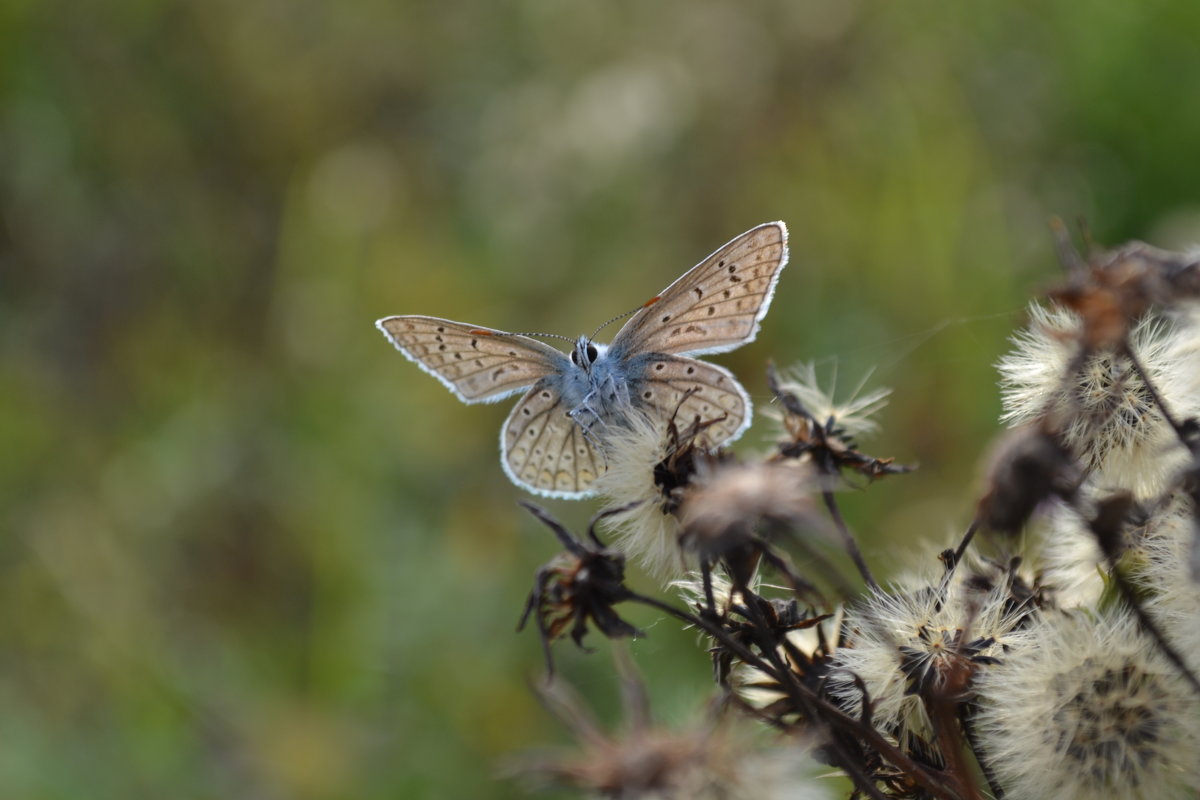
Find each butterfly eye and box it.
[570,349,580,366]
[586,343,598,363]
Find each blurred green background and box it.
[4,1,1200,797]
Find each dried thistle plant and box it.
[503,231,1200,799]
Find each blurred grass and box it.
[4,1,1200,797]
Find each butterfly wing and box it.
[501,380,603,498]
[376,316,568,403]
[631,354,751,445]
[610,221,789,358]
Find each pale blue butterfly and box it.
[376,221,789,498]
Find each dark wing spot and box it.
[438,344,447,351]
[436,326,445,333]
[655,363,665,371]
[523,408,531,416]
[454,353,462,360]
[643,391,653,399]
[470,338,479,349]
[507,350,517,357]
[661,314,671,323]
[707,306,715,316]
[541,391,551,399]
[475,359,484,367]
[492,368,506,380]
[528,429,537,437]
[718,259,726,267]
[693,287,704,299]
[686,366,695,375]
[730,275,742,283]
[728,264,737,273]
[723,289,731,299]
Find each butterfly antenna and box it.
[520,332,576,345]
[589,303,646,341]
[473,328,575,345]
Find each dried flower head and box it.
[675,568,841,696]
[826,556,1036,740]
[997,303,1194,498]
[594,409,729,579]
[729,604,845,718]
[678,460,816,588]
[513,654,834,800]
[680,461,814,549]
[767,363,911,482]
[768,362,892,441]
[518,503,640,672]
[973,608,1200,800]
[1049,229,1200,348]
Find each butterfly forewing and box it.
[634,356,750,445]
[612,221,788,358]
[377,316,566,403]
[502,382,602,498]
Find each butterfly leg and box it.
[571,374,628,429]
[568,403,608,454]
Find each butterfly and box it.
[377,221,789,499]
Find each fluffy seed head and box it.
[593,411,728,579]
[826,558,1036,739]
[997,303,1195,498]
[766,362,891,441]
[973,608,1200,800]
[1130,492,1200,674]
[1036,500,1108,610]
[678,460,815,564]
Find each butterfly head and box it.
[570,336,604,371]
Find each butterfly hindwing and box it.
[611,221,788,358]
[501,380,603,498]
[631,355,751,445]
[376,316,567,403]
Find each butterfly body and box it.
[378,221,789,499]
[560,338,632,435]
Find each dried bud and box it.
[518,503,640,673]
[976,426,1080,535]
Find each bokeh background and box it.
[4,1,1200,797]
